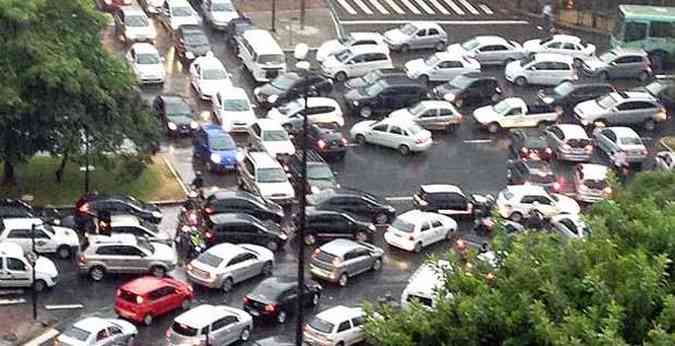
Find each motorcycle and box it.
[175,226,206,261]
[176,190,205,233]
[471,194,495,236]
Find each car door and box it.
[561,42,578,58]
[148,286,172,315]
[426,28,442,48]
[94,327,113,346]
[210,316,238,346]
[350,314,366,344]
[105,325,127,346]
[430,218,448,241]
[447,192,471,215]
[234,252,259,282]
[354,248,373,275]
[597,128,618,155]
[347,54,367,77]
[335,320,354,344]
[545,126,565,151]
[435,60,462,81]
[543,41,563,55]
[482,44,509,65]
[324,214,352,239]
[386,125,406,149]
[413,28,428,49]
[526,62,548,85]
[367,123,389,146]
[613,101,646,125]
[2,256,32,288]
[417,220,434,246]
[416,107,439,129]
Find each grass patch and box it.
[0,155,185,206]
[661,136,675,152]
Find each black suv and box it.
[344,77,427,118]
[204,213,287,251]
[254,72,333,107]
[506,159,561,193]
[284,150,338,195]
[509,129,552,160]
[537,81,615,110]
[243,277,322,324]
[73,194,162,230]
[173,24,211,62]
[203,190,285,224]
[431,73,502,108]
[631,79,675,115]
[290,123,348,160]
[344,67,407,89]
[225,17,256,54]
[296,208,376,245]
[152,95,196,136]
[306,189,396,224]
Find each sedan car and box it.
[304,306,367,346]
[655,151,675,170]
[243,277,322,324]
[55,317,137,346]
[267,97,344,128]
[193,124,238,172]
[405,52,481,84]
[114,276,193,325]
[550,214,591,240]
[211,87,256,133]
[412,184,491,218]
[113,7,156,44]
[298,208,377,246]
[523,34,596,63]
[574,91,668,130]
[344,67,407,90]
[537,81,615,111]
[167,304,253,346]
[204,213,287,252]
[284,150,338,195]
[350,117,433,155]
[316,32,387,63]
[201,0,238,30]
[158,0,200,32]
[253,71,333,107]
[187,243,274,292]
[593,126,648,167]
[289,122,349,160]
[152,95,198,136]
[631,79,675,115]
[509,129,552,160]
[574,163,611,203]
[306,189,396,225]
[388,100,463,132]
[384,210,457,253]
[431,73,502,108]
[203,190,284,224]
[126,42,165,85]
[446,35,526,65]
[189,54,232,100]
[310,239,383,287]
[495,185,580,222]
[174,24,211,62]
[582,48,652,81]
[248,119,296,158]
[544,124,594,161]
[506,159,562,193]
[384,22,448,52]
[73,193,162,229]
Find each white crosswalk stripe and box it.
[412,0,435,14]
[334,0,498,16]
[479,4,493,14]
[337,0,358,14]
[457,0,480,14]
[368,0,390,14]
[353,0,374,14]
[399,0,422,15]
[428,0,450,14]
[383,0,406,14]
[442,0,465,15]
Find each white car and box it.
[267,97,344,128]
[126,42,165,85]
[592,126,648,166]
[113,7,156,43]
[316,32,388,63]
[400,260,450,309]
[56,317,137,346]
[159,0,200,31]
[167,305,253,346]
[655,151,675,170]
[187,243,274,292]
[0,218,79,259]
[505,53,578,87]
[304,306,367,346]
[211,87,257,133]
[574,163,611,203]
[350,117,433,155]
[405,52,481,84]
[320,45,393,81]
[0,242,58,291]
[472,97,562,133]
[201,0,238,30]
[384,210,457,253]
[523,34,596,63]
[495,185,581,222]
[550,214,591,240]
[248,119,296,158]
[189,54,232,100]
[446,35,527,65]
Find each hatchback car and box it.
[114,276,193,325]
[192,124,238,172]
[267,97,344,128]
[495,185,580,222]
[631,79,675,114]
[167,304,253,346]
[550,214,591,240]
[316,32,388,63]
[523,34,596,63]
[505,53,577,87]
[211,87,256,133]
[298,208,377,246]
[446,35,527,65]
[0,218,80,259]
[592,126,648,167]
[247,119,296,158]
[655,151,675,170]
[304,306,367,346]
[289,123,349,161]
[152,95,198,136]
[387,100,463,132]
[320,45,393,82]
[384,22,448,52]
[113,6,156,44]
[0,242,58,292]
[574,91,668,130]
[204,213,287,252]
[506,159,562,193]
[544,124,594,161]
[203,190,284,224]
[190,54,232,100]
[582,48,652,81]
[431,73,502,108]
[384,210,457,253]
[254,71,333,106]
[344,67,407,90]
[306,189,396,225]
[573,164,611,203]
[126,43,165,85]
[344,77,428,118]
[109,215,172,245]
[158,0,200,32]
[74,193,162,228]
[405,52,481,84]
[350,117,433,155]
[237,150,295,205]
[509,129,552,160]
[174,24,211,62]
[537,81,615,110]
[285,150,338,195]
[243,277,322,324]
[186,243,275,292]
[55,317,137,346]
[201,0,238,30]
[310,239,383,287]
[412,184,486,218]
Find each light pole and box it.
[31,223,38,320]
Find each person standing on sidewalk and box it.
[542,2,554,33]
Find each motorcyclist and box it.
[187,227,206,261]
[525,210,545,230]
[613,150,630,184]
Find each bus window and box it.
[625,22,647,42]
[650,21,675,38]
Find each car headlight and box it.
[311,186,320,194]
[190,121,199,129]
[210,153,221,163]
[352,100,359,106]
[542,96,554,104]
[168,122,177,130]
[186,52,195,59]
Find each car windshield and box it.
[270,74,298,90]
[165,100,192,116]
[137,237,155,253]
[392,218,415,233]
[309,317,335,334]
[448,75,474,89]
[184,31,209,45]
[520,54,536,66]
[126,15,148,27]
[172,6,193,16]
[365,81,386,96]
[257,167,287,183]
[171,322,199,336]
[262,130,289,141]
[61,327,90,341]
[136,53,160,64]
[408,103,427,116]
[335,49,353,63]
[123,195,145,209]
[222,98,250,112]
[493,100,512,114]
[620,137,642,145]
[202,68,228,80]
[196,252,224,267]
[461,38,480,51]
[308,165,334,180]
[401,23,417,35]
[278,100,303,115]
[596,94,618,109]
[424,54,440,66]
[645,82,668,96]
[363,70,383,84]
[553,81,574,96]
[258,54,285,65]
[407,124,424,134]
[253,280,286,300]
[212,1,234,11]
[210,135,236,150]
[307,190,333,205]
[598,51,617,63]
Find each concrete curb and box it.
[508,7,610,37]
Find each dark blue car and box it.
[193,124,238,172]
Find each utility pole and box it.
[300,0,306,30]
[84,124,90,194]
[271,0,277,32]
[31,223,38,320]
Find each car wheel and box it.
[360,107,373,118]
[435,41,446,51]
[337,342,345,346]
[181,298,191,310]
[240,327,251,341]
[221,277,234,292]
[454,98,463,108]
[304,234,316,246]
[487,122,500,134]
[418,75,429,85]
[372,258,382,271]
[514,76,527,87]
[413,242,423,253]
[400,44,410,53]
[276,310,288,324]
[374,213,388,225]
[33,279,46,292]
[509,212,523,222]
[355,231,368,242]
[57,245,71,259]
[398,144,410,156]
[143,314,153,326]
[638,71,650,82]
[89,266,105,281]
[335,71,347,82]
[600,71,610,81]
[150,266,166,278]
[447,228,456,240]
[262,261,273,276]
[644,118,657,131]
[266,240,279,252]
[338,273,349,287]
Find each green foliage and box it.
[115,155,148,183]
[365,170,675,345]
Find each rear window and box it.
[171,322,200,337]
[315,250,338,263]
[391,218,415,233]
[309,317,335,334]
[566,138,591,148]
[61,327,91,341]
[583,179,606,190]
[196,252,224,267]
[118,289,138,303]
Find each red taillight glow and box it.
[317,139,327,150]
[264,304,276,312]
[205,207,214,214]
[521,147,528,153]
[243,296,250,304]
[545,147,552,154]
[205,232,213,239]
[78,255,85,265]
[116,289,121,297]
[415,138,424,144]
[341,138,348,145]
[641,148,648,156]
[552,182,561,192]
[585,144,593,152]
[313,248,320,256]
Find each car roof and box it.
[377,117,420,128]
[474,35,510,45]
[408,21,441,30]
[551,34,582,43]
[398,209,436,223]
[506,184,547,195]
[417,100,456,110]
[121,276,169,295]
[420,184,464,195]
[555,124,589,138]
[167,0,192,6]
[349,32,384,41]
[407,260,450,291]
[346,44,390,55]
[89,233,138,245]
[612,91,657,101]
[306,207,345,217]
[534,53,573,63]
[609,47,647,56]
[160,95,190,104]
[209,213,259,224]
[110,214,142,226]
[453,72,497,81]
[131,42,159,54]
[577,164,608,180]
[247,151,281,167]
[201,123,229,137]
[194,55,225,69]
[432,52,466,61]
[121,6,147,16]
[205,243,246,261]
[315,306,363,324]
[1,218,43,230]
[255,118,286,130]
[216,87,248,99]
[606,126,640,138]
[241,30,284,55]
[73,317,110,332]
[210,190,259,201]
[319,239,363,256]
[0,242,24,257]
[174,305,239,328]
[178,24,205,33]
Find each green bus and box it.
[611,5,675,70]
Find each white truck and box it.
[473,97,562,133]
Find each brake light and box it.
[136,296,144,304]
[313,248,320,256]
[243,296,250,304]
[317,139,327,150]
[584,144,593,152]
[641,148,648,156]
[78,255,85,265]
[545,147,552,154]
[116,289,121,297]
[205,231,213,239]
[521,147,528,153]
[341,137,348,145]
[204,207,214,214]
[264,304,276,312]
[415,137,424,144]
[552,182,561,192]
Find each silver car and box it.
[446,35,526,65]
[310,239,384,287]
[593,126,648,166]
[544,124,593,161]
[187,243,275,292]
[582,48,652,81]
[574,91,668,130]
[383,22,448,52]
[550,214,591,240]
[167,304,253,346]
[387,100,463,132]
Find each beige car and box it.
[388,100,463,132]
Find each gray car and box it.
[544,124,594,161]
[167,304,253,346]
[383,22,448,52]
[593,126,648,166]
[582,48,652,81]
[310,239,384,287]
[574,91,668,130]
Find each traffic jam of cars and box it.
[3,0,675,345]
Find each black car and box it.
[306,189,396,225]
[537,81,615,110]
[506,159,561,193]
[284,150,338,195]
[344,77,427,118]
[174,25,211,62]
[225,17,256,53]
[509,129,552,160]
[344,67,407,89]
[631,79,675,115]
[243,277,322,324]
[204,213,287,251]
[73,194,162,230]
[290,123,348,160]
[0,199,35,219]
[431,73,502,108]
[412,184,491,218]
[253,72,333,107]
[152,95,197,136]
[296,208,376,245]
[203,190,284,224]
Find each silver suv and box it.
[574,91,668,130]
[79,234,177,281]
[237,150,295,205]
[310,239,383,287]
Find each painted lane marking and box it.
[428,0,450,15]
[383,0,405,14]
[458,0,480,15]
[352,0,375,14]
[479,3,494,14]
[337,0,358,15]
[368,0,390,14]
[340,19,529,25]
[399,0,422,15]
[442,0,465,15]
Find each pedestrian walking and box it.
[542,2,554,33]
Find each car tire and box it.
[355,231,369,242]
[336,342,345,346]
[240,327,251,342]
[360,107,373,118]
[57,245,72,259]
[89,266,106,281]
[487,122,500,134]
[355,134,366,144]
[33,279,46,292]
[181,298,191,310]
[372,258,382,271]
[398,144,410,156]
[418,75,429,85]
[150,266,166,278]
[600,71,610,81]
[644,118,657,131]
[276,310,288,324]
[143,314,153,326]
[221,277,234,292]
[338,273,349,287]
[262,261,273,276]
[413,242,423,253]
[374,213,388,225]
[514,76,527,87]
[400,44,410,53]
[509,212,523,222]
[638,71,650,82]
[304,234,317,246]
[435,41,446,51]
[266,240,279,252]
[335,72,348,82]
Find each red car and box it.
[114,276,194,326]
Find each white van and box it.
[400,260,450,309]
[505,53,578,87]
[0,242,59,291]
[238,29,287,83]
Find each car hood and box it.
[583,57,607,71]
[472,105,498,124]
[185,44,211,56]
[170,16,199,30]
[221,110,257,130]
[35,256,58,278]
[136,64,164,76]
[151,243,177,262]
[522,39,542,52]
[168,115,194,125]
[384,29,408,44]
[574,100,605,119]
[198,80,229,97]
[263,141,296,157]
[350,120,377,136]
[446,43,469,56]
[210,12,238,24]
[316,40,343,62]
[388,107,413,120]
[126,26,156,40]
[552,194,581,214]
[52,226,80,246]
[405,59,429,76]
[211,149,238,163]
[258,181,295,198]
